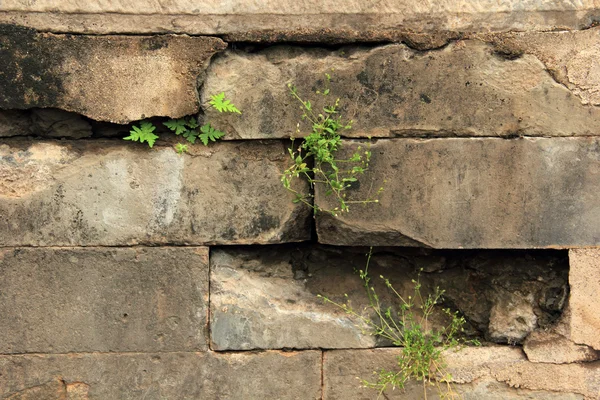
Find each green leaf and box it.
[209,92,242,114]
[199,123,225,146]
[186,117,199,129]
[124,121,159,148]
[175,143,188,155]
[163,119,188,135]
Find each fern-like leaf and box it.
[163,119,187,135]
[209,92,241,114]
[123,122,159,148]
[199,123,225,146]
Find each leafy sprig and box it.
[123,122,159,148]
[209,92,242,114]
[282,74,383,216]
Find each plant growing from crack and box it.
[319,248,479,399]
[281,73,383,216]
[124,92,241,153]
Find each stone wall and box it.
[1,2,600,399]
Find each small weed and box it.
[124,92,240,153]
[281,73,383,216]
[319,248,479,399]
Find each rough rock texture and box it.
[0,25,226,123]
[203,37,600,139]
[0,351,321,399]
[0,1,598,36]
[487,27,600,106]
[316,138,600,248]
[524,330,600,364]
[0,247,208,353]
[0,139,310,246]
[0,110,31,137]
[567,249,600,351]
[0,109,93,138]
[324,347,597,399]
[210,245,568,350]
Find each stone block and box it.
[0,1,597,36]
[523,331,599,364]
[0,351,321,399]
[316,138,600,248]
[0,247,209,353]
[568,249,600,350]
[323,347,596,399]
[210,245,568,350]
[203,38,600,139]
[0,25,225,123]
[0,139,310,246]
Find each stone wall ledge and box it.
[0,3,599,36]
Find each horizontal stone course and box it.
[0,247,209,353]
[316,137,600,248]
[324,347,598,399]
[0,139,310,246]
[0,26,225,123]
[0,351,321,399]
[204,32,600,140]
[0,1,598,35]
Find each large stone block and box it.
[316,137,600,248]
[0,247,208,353]
[210,245,568,350]
[323,347,597,399]
[0,351,321,399]
[203,38,600,139]
[0,139,310,246]
[0,25,225,123]
[567,248,600,350]
[0,1,597,36]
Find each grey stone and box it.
[203,39,600,139]
[316,137,600,248]
[0,247,209,353]
[323,347,593,399]
[567,249,600,350]
[0,139,310,246]
[30,109,92,139]
[210,245,568,350]
[0,26,226,123]
[0,110,31,137]
[0,1,597,36]
[0,351,321,399]
[524,331,600,364]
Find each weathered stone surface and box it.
[316,137,600,248]
[210,245,568,350]
[567,249,600,350]
[0,247,208,353]
[324,347,596,399]
[0,1,598,36]
[0,25,226,123]
[487,27,600,106]
[0,139,310,246]
[0,110,31,137]
[0,351,321,399]
[524,330,600,363]
[29,109,92,139]
[203,39,600,139]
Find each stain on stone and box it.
[420,93,432,104]
[0,24,66,109]
[141,36,169,51]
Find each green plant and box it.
[123,121,159,148]
[124,92,240,152]
[281,73,383,216]
[319,248,479,400]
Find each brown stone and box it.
[0,25,225,123]
[524,331,600,364]
[0,351,321,399]
[0,139,310,246]
[316,138,600,248]
[323,347,596,399]
[203,39,600,139]
[0,247,209,353]
[0,1,597,36]
[567,249,600,350]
